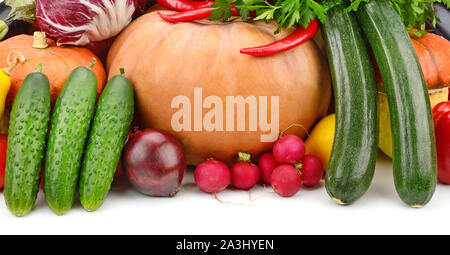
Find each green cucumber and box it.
[357,0,437,207]
[79,69,134,212]
[44,65,98,215]
[4,70,50,216]
[322,0,378,205]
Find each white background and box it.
[0,152,449,235]
[1,0,449,236]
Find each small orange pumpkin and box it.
[0,33,106,109]
[411,32,450,89]
[375,32,450,90]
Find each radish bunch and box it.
[266,135,323,197]
[193,134,324,197]
[193,153,260,193]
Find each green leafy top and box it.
[347,0,450,36]
[5,0,36,22]
[211,0,327,33]
[210,0,450,34]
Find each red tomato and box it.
[0,134,7,189]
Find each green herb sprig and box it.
[211,0,328,33]
[347,0,450,36]
[210,0,449,35]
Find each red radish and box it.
[271,164,302,197]
[194,160,231,193]
[273,135,305,164]
[231,152,260,190]
[299,155,323,187]
[123,129,186,197]
[258,152,279,184]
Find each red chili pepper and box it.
[433,101,450,184]
[158,4,240,23]
[240,19,319,57]
[158,7,213,22]
[156,0,213,11]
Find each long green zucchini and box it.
[323,0,378,205]
[357,0,437,207]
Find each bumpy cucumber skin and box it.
[357,0,437,207]
[4,72,50,217]
[322,2,378,205]
[44,67,98,215]
[79,75,134,211]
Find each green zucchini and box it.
[44,66,98,215]
[357,0,437,207]
[322,0,378,205]
[79,69,134,212]
[4,70,50,216]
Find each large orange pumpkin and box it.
[0,34,106,109]
[107,8,331,165]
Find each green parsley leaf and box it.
[210,0,446,35]
[210,0,233,22]
[347,0,445,35]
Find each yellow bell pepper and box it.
[0,69,11,119]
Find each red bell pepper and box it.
[433,101,450,126]
[433,101,450,184]
[0,134,7,189]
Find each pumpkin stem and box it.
[88,58,97,69]
[36,63,43,72]
[120,68,125,76]
[2,50,26,76]
[32,31,49,49]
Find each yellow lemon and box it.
[305,114,335,170]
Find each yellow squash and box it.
[378,88,448,158]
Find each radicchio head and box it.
[35,0,147,46]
